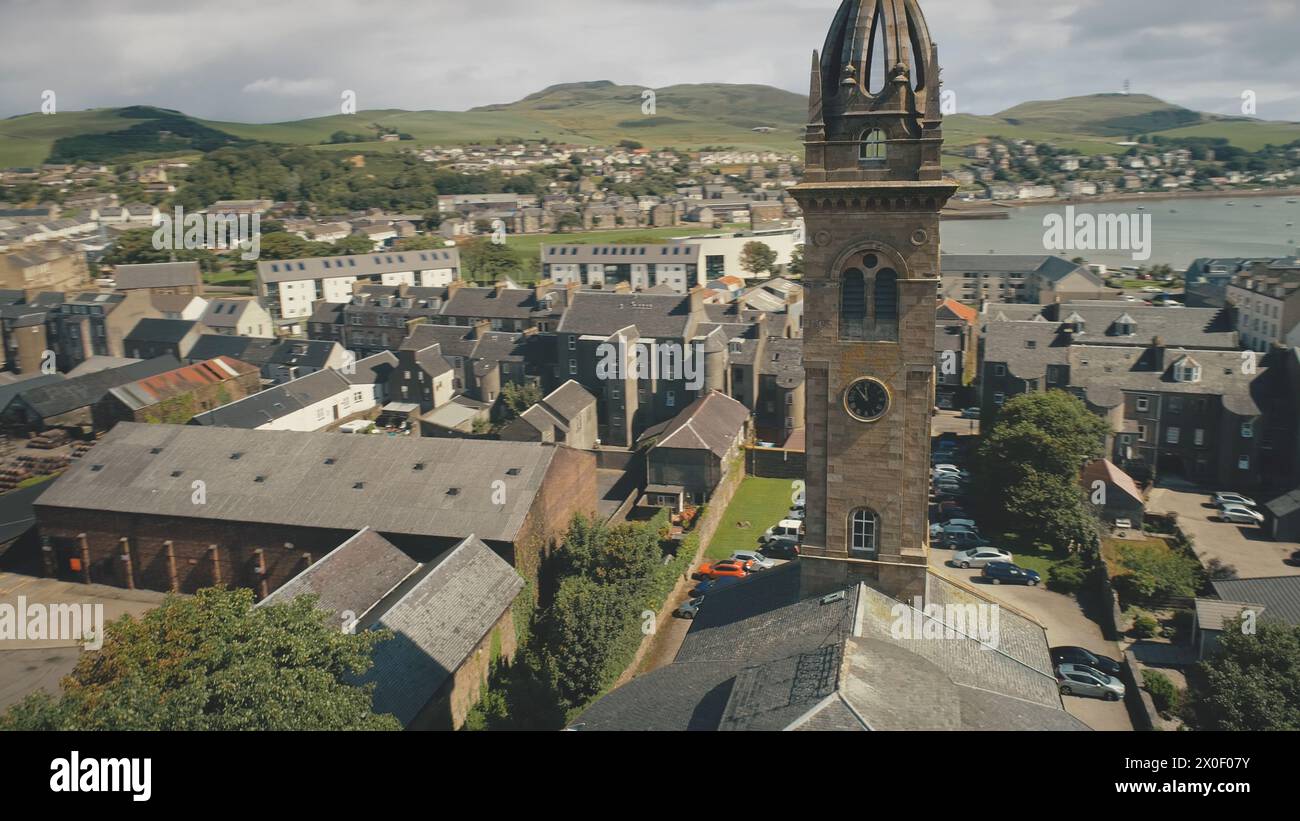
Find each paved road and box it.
[0,573,166,712]
[928,553,1133,730]
[1148,483,1300,579]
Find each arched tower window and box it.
[874,267,898,324]
[859,129,887,167]
[849,508,879,557]
[841,268,866,340]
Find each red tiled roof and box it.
[114,356,257,405]
[938,298,978,324]
[1080,459,1144,505]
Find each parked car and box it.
[960,407,980,419]
[1213,492,1257,509]
[763,519,804,543]
[981,562,1041,586]
[933,479,966,494]
[941,504,972,522]
[1056,663,1125,701]
[951,547,1012,569]
[931,519,976,537]
[761,537,800,559]
[786,507,806,521]
[696,560,749,580]
[1050,646,1122,678]
[940,529,992,550]
[690,576,743,597]
[1219,504,1265,525]
[932,464,969,477]
[673,597,705,620]
[730,551,776,571]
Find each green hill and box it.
[2,87,1297,168]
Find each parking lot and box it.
[0,572,166,712]
[928,421,1133,730]
[1148,480,1300,579]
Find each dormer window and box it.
[1173,357,1202,383]
[859,130,887,167]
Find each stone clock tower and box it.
[792,0,957,601]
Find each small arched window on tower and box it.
[841,268,867,340]
[859,129,887,167]
[873,267,899,336]
[849,508,879,557]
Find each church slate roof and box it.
[572,566,1087,731]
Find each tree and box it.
[739,241,778,276]
[1184,619,1300,731]
[501,381,542,420]
[974,392,1110,550]
[0,588,400,731]
[787,245,804,276]
[460,237,523,283]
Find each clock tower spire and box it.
[792,0,957,600]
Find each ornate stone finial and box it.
[841,63,858,87]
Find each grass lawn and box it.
[704,477,799,561]
[1100,535,1172,575]
[1000,543,1070,579]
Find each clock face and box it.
[844,378,890,422]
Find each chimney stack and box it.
[472,319,492,340]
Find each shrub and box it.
[1131,610,1161,638]
[1047,553,1090,594]
[1142,669,1181,715]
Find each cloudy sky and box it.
[2,0,1298,122]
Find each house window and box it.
[994,365,1006,377]
[873,268,898,325]
[1195,429,1205,447]
[1137,425,1147,442]
[666,391,676,408]
[1166,427,1180,445]
[849,509,879,556]
[569,359,577,375]
[859,130,887,167]
[1135,396,1150,413]
[568,336,576,351]
[1241,422,1254,439]
[1238,456,1251,470]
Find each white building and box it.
[540,244,702,293]
[668,228,800,281]
[256,249,460,322]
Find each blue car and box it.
[981,562,1041,586]
[690,576,743,597]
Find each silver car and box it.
[730,551,776,571]
[1057,663,1125,701]
[1219,504,1264,525]
[1213,492,1256,509]
[673,597,705,620]
[951,547,1012,569]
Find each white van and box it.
[763,519,804,544]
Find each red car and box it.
[696,560,750,580]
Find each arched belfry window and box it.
[874,267,898,324]
[859,129,887,167]
[850,509,879,557]
[841,268,867,340]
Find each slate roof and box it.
[440,286,543,321]
[638,391,749,458]
[363,535,523,726]
[259,527,422,630]
[1068,345,1268,415]
[759,337,804,389]
[185,335,279,367]
[0,374,65,413]
[10,356,180,418]
[574,567,1085,731]
[1211,577,1300,626]
[114,261,201,290]
[985,303,1238,351]
[200,298,260,329]
[190,354,389,427]
[942,253,1092,284]
[1194,599,1266,633]
[558,291,698,339]
[540,379,596,422]
[257,249,459,284]
[124,318,197,345]
[36,423,556,544]
[267,339,339,370]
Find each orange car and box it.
[697,560,750,580]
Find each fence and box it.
[746,445,805,479]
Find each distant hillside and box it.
[2,86,1298,167]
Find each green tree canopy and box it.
[0,587,400,731]
[1185,619,1300,731]
[739,241,778,275]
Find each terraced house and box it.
[255,249,461,324]
[980,302,1294,488]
